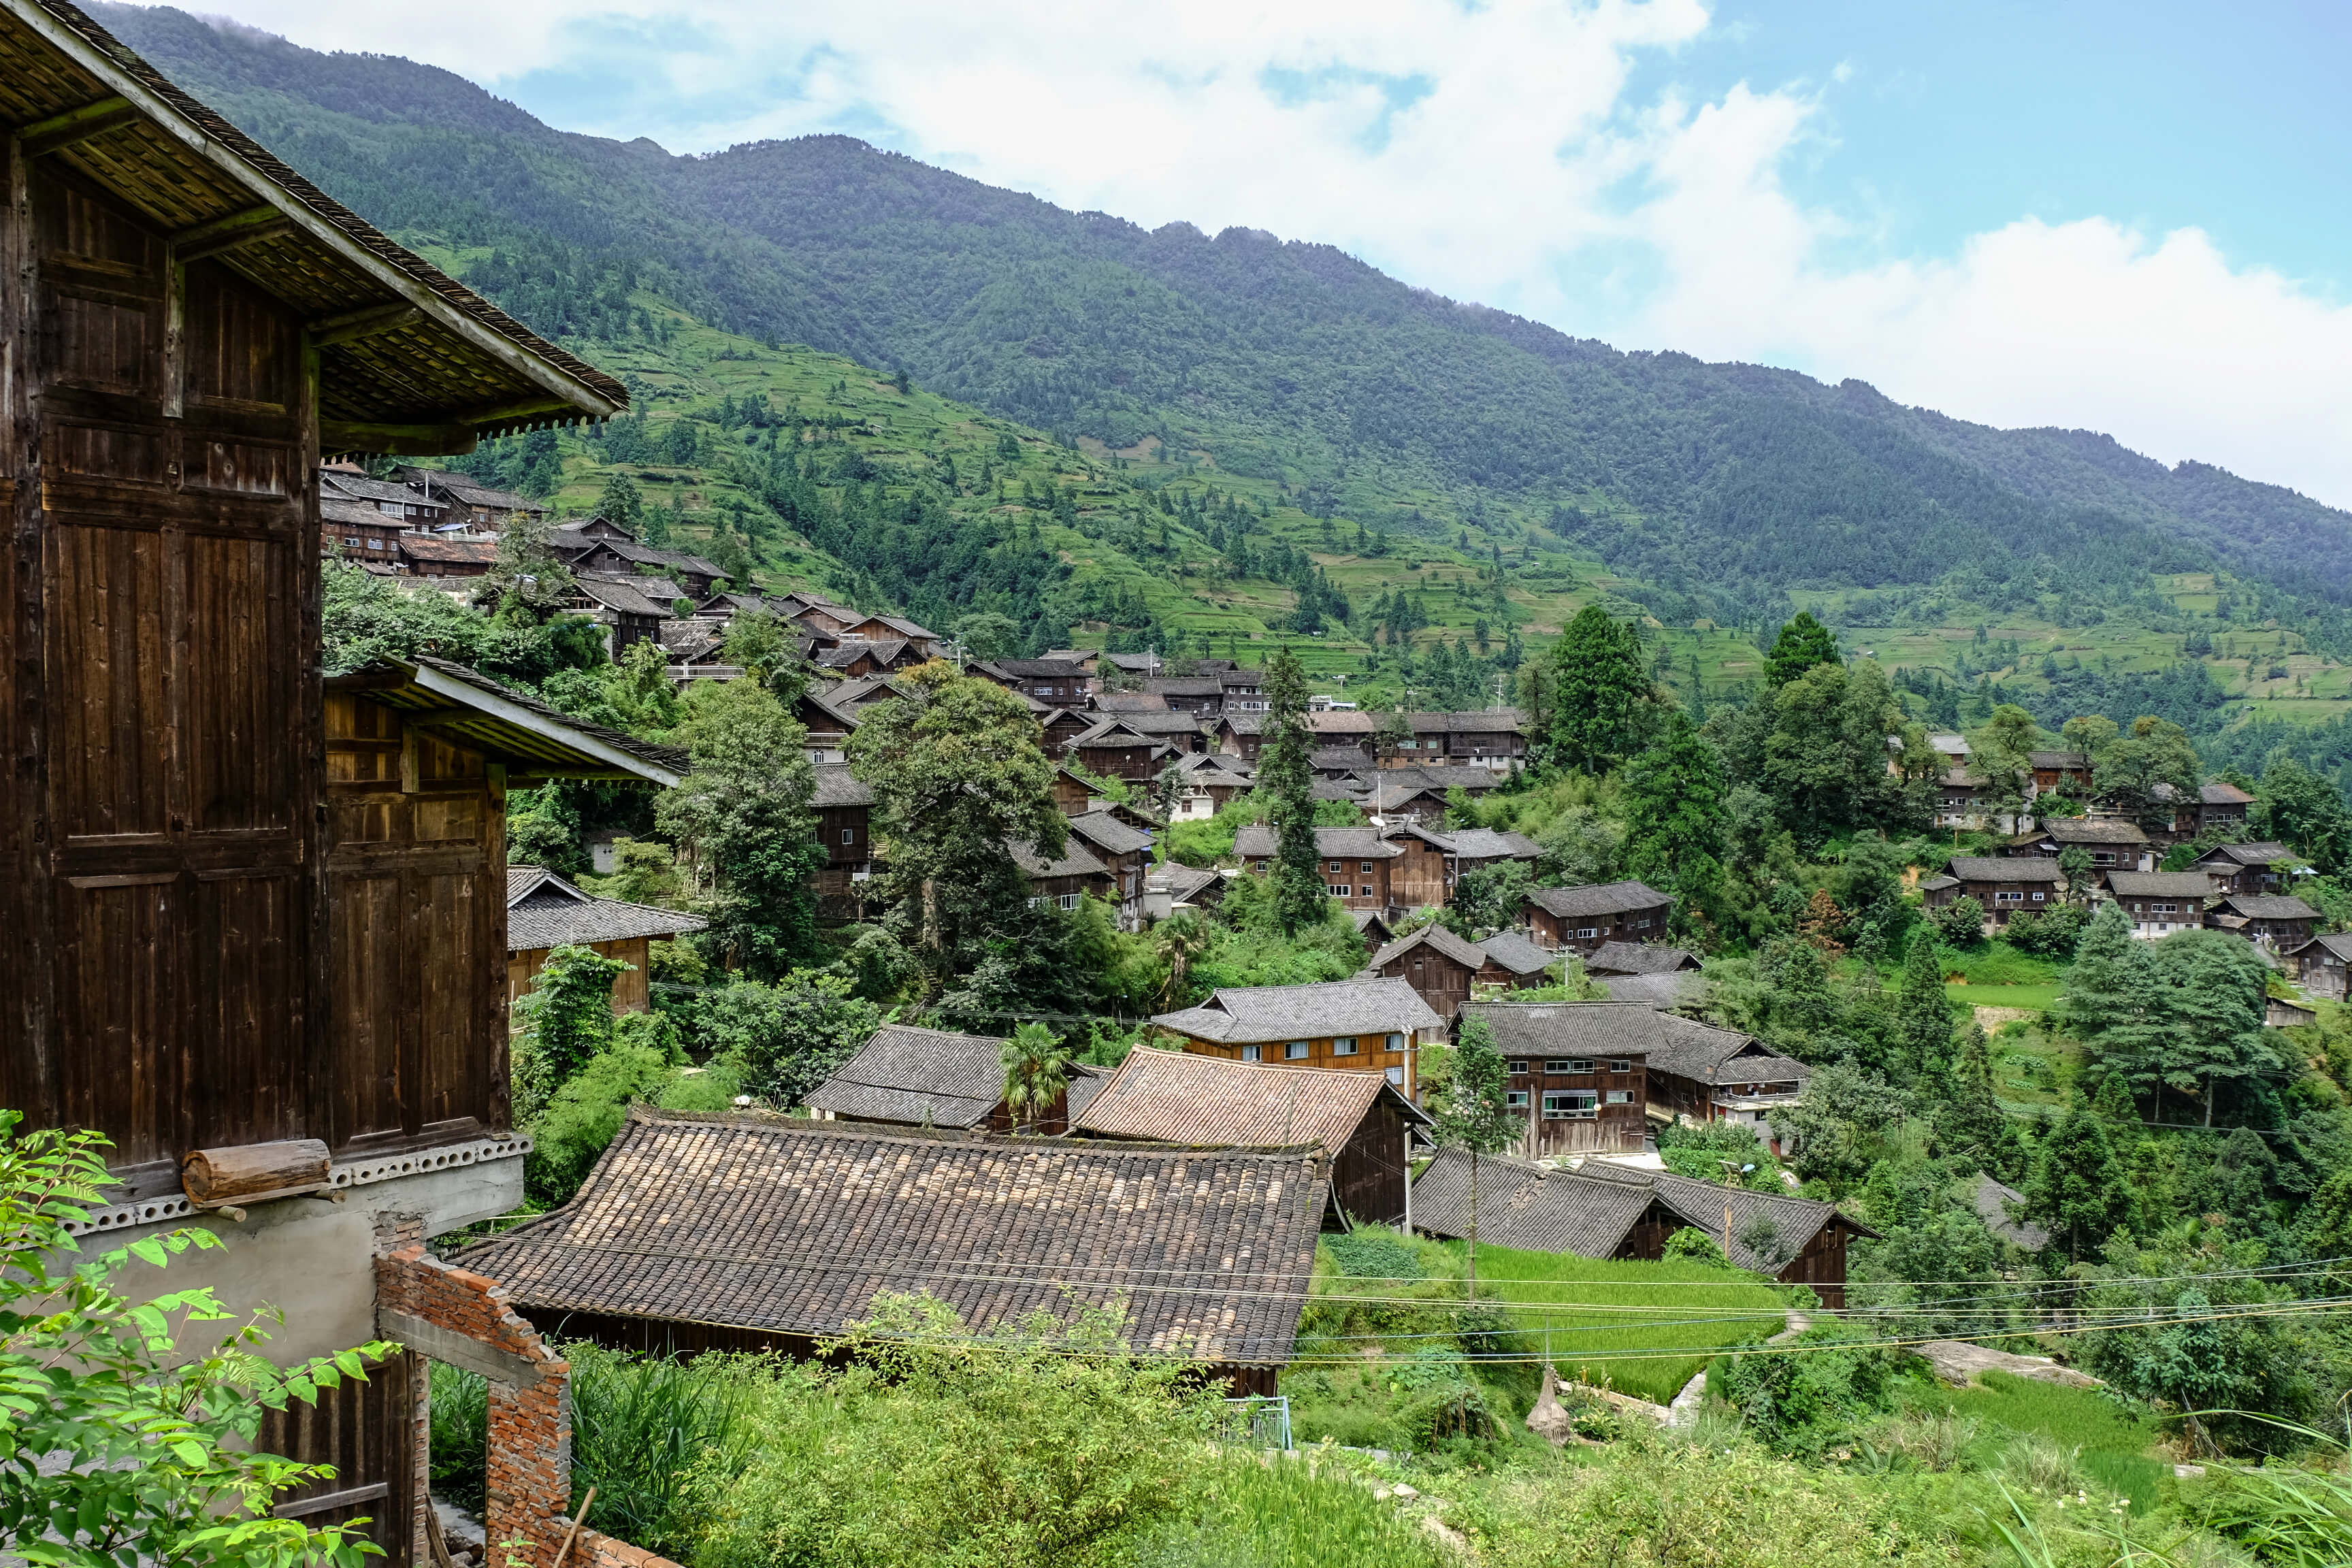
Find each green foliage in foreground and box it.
[1130,1452,1449,1568]
[0,1115,395,1568]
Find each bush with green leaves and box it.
[2000,902,2091,959]
[1927,895,1987,948]
[512,943,631,1115]
[691,1294,1215,1568]
[0,1113,395,1568]
[692,970,882,1107]
[1710,1322,1914,1458]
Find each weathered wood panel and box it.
[256,1354,414,1566]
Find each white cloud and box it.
[150,0,2352,508]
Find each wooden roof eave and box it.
[329,662,684,788]
[3,0,623,445]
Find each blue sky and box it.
[171,0,2352,506]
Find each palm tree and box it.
[999,1022,1075,1134]
[1152,909,1211,1010]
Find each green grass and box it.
[1946,983,2063,1013]
[1444,1242,1792,1405]
[1131,1452,1450,1567]
[1917,1371,2168,1512]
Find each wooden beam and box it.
[310,302,422,348]
[172,205,292,262]
[459,394,591,426]
[16,95,139,159]
[318,419,475,457]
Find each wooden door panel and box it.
[182,532,294,835]
[46,523,172,843]
[329,870,410,1148]
[54,876,180,1166]
[415,871,484,1132]
[191,872,303,1148]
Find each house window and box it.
[1543,1059,1593,1075]
[1360,861,1374,872]
[1285,1041,1311,1060]
[1577,927,1598,939]
[1058,893,1080,910]
[1994,891,2024,904]
[1506,1090,1530,1110]
[1358,885,1375,898]
[1542,1092,1598,1120]
[1329,883,1349,897]
[841,828,855,845]
[2153,903,2176,914]
[2031,892,2046,902]
[1334,1036,1359,1056]
[1385,1033,1405,1052]
[1634,918,1652,930]
[1606,1090,1633,1105]
[1608,1059,1633,1073]
[1328,861,1343,872]
[1505,1060,1529,1075]
[1386,1066,1405,1085]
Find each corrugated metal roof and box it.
[458,1109,1326,1367]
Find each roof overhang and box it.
[1,0,625,449]
[329,657,685,787]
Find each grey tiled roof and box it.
[2295,931,2352,960]
[1067,809,1155,858]
[1918,875,1960,893]
[1464,1000,1662,1058]
[1154,977,1442,1045]
[1371,923,1489,972]
[1599,972,1700,1009]
[1154,862,1224,901]
[1477,930,1556,979]
[1405,710,1526,734]
[1233,826,1401,861]
[1584,941,1700,975]
[2027,751,2092,770]
[1409,1152,1665,1257]
[1573,1160,1874,1270]
[505,867,706,951]
[810,764,873,808]
[2200,782,2255,805]
[1645,1021,1810,1088]
[1010,838,1110,880]
[2216,894,2319,919]
[1973,1173,2050,1251]
[802,1024,1013,1127]
[2031,818,2147,845]
[2104,872,2212,898]
[573,574,683,619]
[2202,842,2295,866]
[1948,856,2064,883]
[457,1109,1325,1367]
[1524,881,1671,917]
[1443,828,1543,861]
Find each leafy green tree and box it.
[721,610,813,704]
[698,972,883,1105]
[1891,931,1953,1085]
[2256,755,2352,873]
[1972,702,2040,827]
[512,943,627,1116]
[1927,895,1986,948]
[1000,1022,1075,1132]
[1620,709,1730,925]
[2095,716,2202,832]
[2025,1095,2126,1260]
[1755,659,1913,843]
[1548,605,1654,772]
[847,662,1068,998]
[483,509,579,612]
[1451,860,1535,936]
[1256,649,1326,935]
[1763,611,1840,688]
[1770,1066,1912,1195]
[596,469,644,529]
[657,681,824,979]
[2056,904,2165,1117]
[0,1115,393,1568]
[2056,843,2095,900]
[2156,930,2278,1128]
[1662,1228,1729,1266]
[950,610,1022,663]
[2059,713,2119,761]
[1932,1022,2012,1173]
[1372,706,1414,764]
[1433,1015,1519,1296]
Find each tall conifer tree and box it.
[1548,605,1653,772]
[1258,648,1325,934]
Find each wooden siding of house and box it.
[1502,1058,1647,1156]
[1387,838,1452,911]
[2,167,325,1194]
[325,696,508,1152]
[1524,900,1671,953]
[1333,1098,1416,1228]
[1610,1203,1852,1309]
[508,936,653,1017]
[254,1354,415,1556]
[1162,1030,1420,1100]
[1376,947,1475,1019]
[814,802,872,922]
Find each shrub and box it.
[1929,896,1986,948]
[693,1294,1215,1568]
[2003,902,2091,959]
[1663,1227,1731,1266]
[1710,1324,1912,1458]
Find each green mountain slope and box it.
[88,3,2352,723]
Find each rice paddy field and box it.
[1907,1369,2170,1511]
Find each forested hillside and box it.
[88,3,2352,733]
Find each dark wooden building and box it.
[459,1108,1325,1394]
[2008,817,2149,870]
[505,865,704,1017]
[1409,1150,1876,1309]
[1925,856,2065,928]
[1458,1001,1652,1156]
[1370,924,1488,1018]
[1235,824,1403,913]
[810,763,875,922]
[0,8,663,1558]
[1151,977,1446,1101]
[1522,881,1674,953]
[2100,870,2213,940]
[2208,893,2321,951]
[2291,932,2352,1002]
[1071,1045,1431,1228]
[2192,841,2298,898]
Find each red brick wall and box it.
[375,1245,574,1568]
